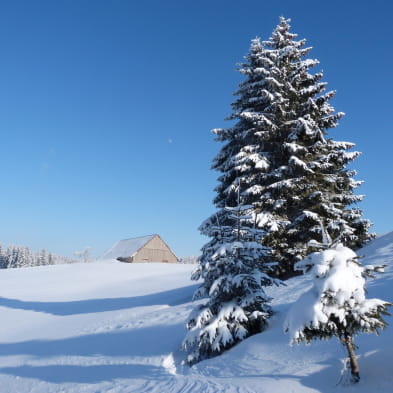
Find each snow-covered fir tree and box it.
[213,17,373,278]
[285,242,391,383]
[183,180,280,365]
[38,249,48,266]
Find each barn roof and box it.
[100,235,156,260]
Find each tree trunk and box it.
[341,334,360,383]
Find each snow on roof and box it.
[100,235,156,260]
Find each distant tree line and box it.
[179,256,198,264]
[0,243,77,269]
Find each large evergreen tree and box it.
[213,17,373,278]
[184,16,374,365]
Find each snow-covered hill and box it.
[0,234,392,393]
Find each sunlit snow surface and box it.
[0,234,392,392]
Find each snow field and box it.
[0,233,391,392]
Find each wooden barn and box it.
[101,234,178,263]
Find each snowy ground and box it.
[0,234,392,393]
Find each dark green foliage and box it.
[214,17,373,278]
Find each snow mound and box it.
[361,231,393,267]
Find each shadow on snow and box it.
[0,284,198,316]
[0,363,169,384]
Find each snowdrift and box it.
[0,234,392,393]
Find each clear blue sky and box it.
[0,0,391,258]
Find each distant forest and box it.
[179,256,198,264]
[0,244,77,269]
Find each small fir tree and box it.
[6,246,17,268]
[183,183,280,365]
[213,17,373,278]
[285,242,391,383]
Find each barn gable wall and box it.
[132,235,178,263]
